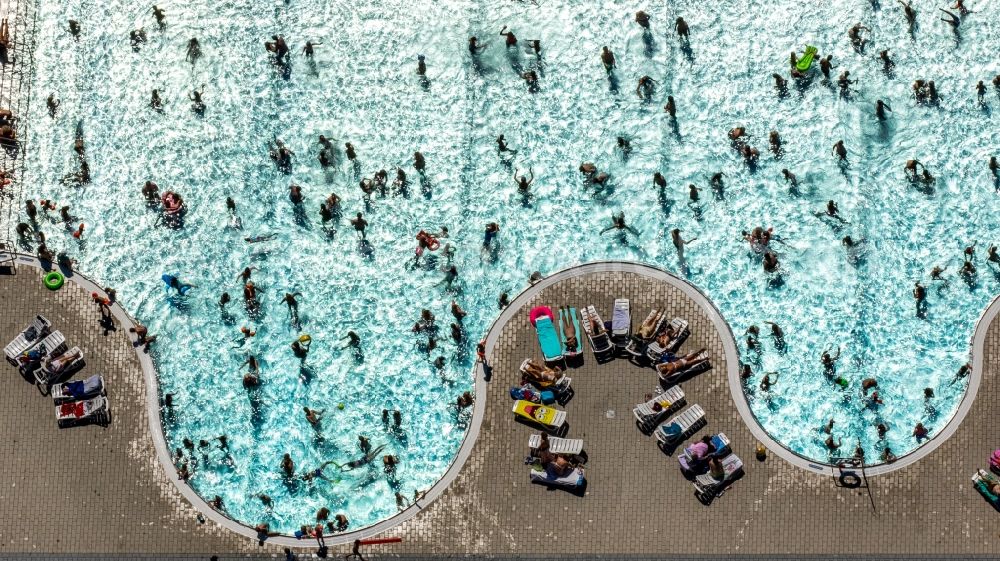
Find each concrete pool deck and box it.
[1,258,999,558]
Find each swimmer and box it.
[498,292,510,309]
[898,1,916,27]
[939,8,960,28]
[601,46,615,72]
[382,454,399,473]
[303,407,324,426]
[303,41,321,57]
[824,435,842,450]
[832,140,847,161]
[759,373,779,392]
[68,19,80,39]
[149,89,164,110]
[768,131,782,156]
[521,70,539,90]
[46,94,59,118]
[162,274,196,295]
[334,444,387,471]
[977,81,987,104]
[289,184,303,204]
[513,168,534,192]
[880,50,894,72]
[526,39,541,57]
[635,11,650,29]
[350,213,368,239]
[599,211,639,237]
[989,245,1000,263]
[875,99,892,120]
[688,183,701,202]
[616,136,632,156]
[988,156,998,176]
[436,265,459,289]
[467,36,487,55]
[931,265,947,281]
[823,419,834,434]
[764,321,784,341]
[345,142,357,161]
[653,172,667,189]
[457,391,474,408]
[186,38,201,63]
[664,96,676,117]
[341,331,361,349]
[281,453,295,477]
[861,378,878,395]
[819,55,833,80]
[674,17,689,40]
[189,85,205,113]
[129,28,147,50]
[904,159,925,178]
[772,73,787,93]
[728,127,746,143]
[913,281,926,310]
[763,251,779,272]
[927,81,940,104]
[837,71,856,95]
[244,234,277,243]
[821,346,841,374]
[152,5,166,28]
[496,134,514,154]
[847,23,869,49]
[499,25,517,48]
[282,292,302,323]
[877,423,889,439]
[781,168,798,187]
[636,75,657,99]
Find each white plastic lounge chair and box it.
[694,453,744,501]
[611,298,631,348]
[56,396,109,428]
[51,374,106,405]
[4,315,52,366]
[655,404,706,446]
[657,351,712,386]
[678,433,731,473]
[646,318,690,361]
[633,385,685,431]
[625,309,666,357]
[17,331,67,375]
[529,464,585,487]
[528,433,584,455]
[580,306,613,358]
[35,346,85,387]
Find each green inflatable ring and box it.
[43,271,64,290]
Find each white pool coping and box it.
[4,252,988,547]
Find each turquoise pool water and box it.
[16,0,1000,531]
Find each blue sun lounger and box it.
[535,316,564,363]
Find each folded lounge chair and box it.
[528,433,584,455]
[610,298,631,349]
[529,463,585,487]
[512,400,566,431]
[51,374,105,405]
[580,306,613,359]
[17,330,67,377]
[655,404,706,446]
[646,318,690,362]
[530,308,564,364]
[56,396,109,428]
[35,346,85,387]
[657,351,712,386]
[5,315,52,366]
[557,307,583,360]
[678,433,731,473]
[694,453,744,501]
[633,385,685,432]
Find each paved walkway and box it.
[1,260,999,558]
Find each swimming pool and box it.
[16,0,1000,532]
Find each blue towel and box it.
[535,317,563,360]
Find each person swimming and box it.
[334,444,387,471]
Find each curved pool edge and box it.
[0,251,488,548]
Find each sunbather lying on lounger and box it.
[44,348,82,373]
[636,310,664,339]
[523,358,563,384]
[558,306,579,352]
[537,452,576,476]
[656,349,709,375]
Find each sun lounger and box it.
[17,330,67,376]
[678,433,731,473]
[657,352,712,386]
[610,299,631,348]
[35,346,85,387]
[694,453,744,501]
[529,464,585,487]
[625,309,666,357]
[528,433,584,455]
[51,374,105,405]
[5,315,52,366]
[519,359,572,391]
[655,404,706,446]
[646,318,690,361]
[580,306,613,359]
[557,307,583,359]
[633,385,685,432]
[534,316,564,364]
[512,400,566,430]
[56,396,110,428]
